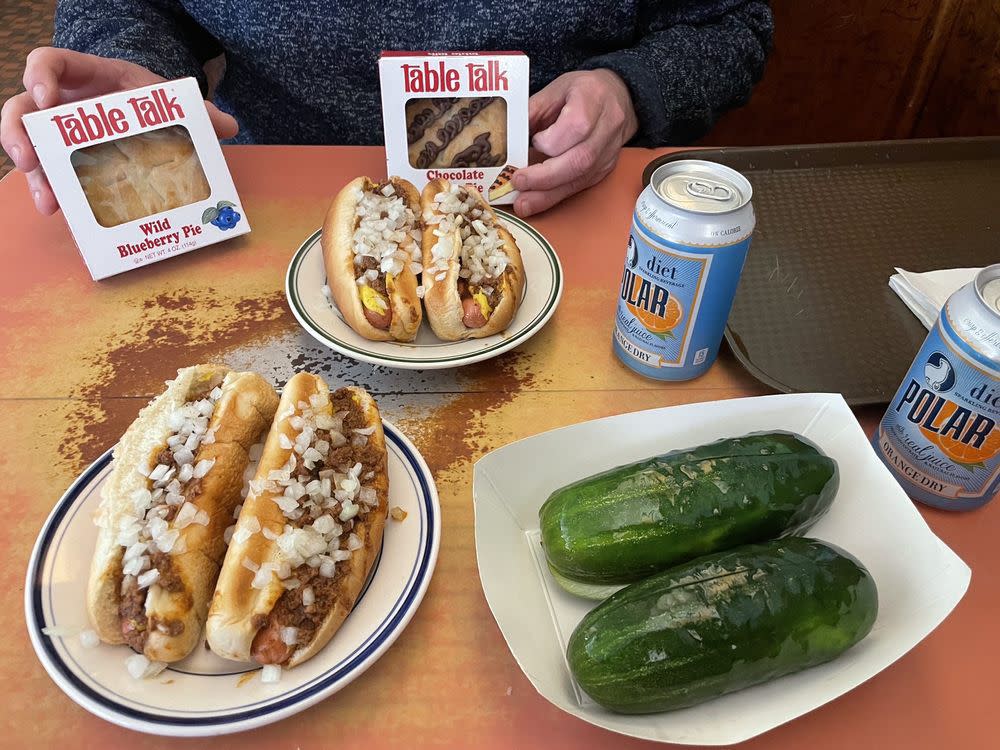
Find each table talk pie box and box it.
[21,77,249,280]
[379,51,529,205]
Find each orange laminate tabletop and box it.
[0,145,995,749]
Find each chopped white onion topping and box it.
[311,514,338,536]
[173,502,198,529]
[192,458,215,478]
[427,184,510,285]
[41,625,82,638]
[352,185,418,284]
[148,464,169,481]
[154,529,180,553]
[137,568,160,589]
[241,557,259,573]
[118,386,226,567]
[260,664,282,684]
[126,653,167,680]
[302,586,316,606]
[172,447,195,466]
[359,487,378,506]
[79,629,100,649]
[280,627,299,646]
[314,414,338,431]
[122,554,149,577]
[255,398,381,588]
[252,563,277,589]
[123,541,148,563]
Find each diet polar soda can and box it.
[613,160,754,380]
[873,263,1000,511]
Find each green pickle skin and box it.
[567,537,879,714]
[539,433,839,584]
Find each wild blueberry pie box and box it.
[21,77,250,280]
[378,51,529,205]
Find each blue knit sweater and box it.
[53,1,772,146]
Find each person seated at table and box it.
[1,1,772,218]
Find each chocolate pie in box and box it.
[21,77,249,280]
[379,51,528,204]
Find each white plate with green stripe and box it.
[285,211,562,369]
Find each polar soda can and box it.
[613,160,754,380]
[873,263,1000,510]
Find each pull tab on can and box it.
[654,160,751,214]
[685,179,734,202]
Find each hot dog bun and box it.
[206,374,389,668]
[86,364,279,663]
[420,178,525,340]
[323,176,423,342]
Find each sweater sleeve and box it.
[579,1,773,146]
[52,0,222,93]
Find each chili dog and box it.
[86,365,279,664]
[323,176,423,341]
[206,374,389,670]
[420,179,525,340]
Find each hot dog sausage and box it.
[462,296,487,328]
[251,617,295,665]
[363,305,392,330]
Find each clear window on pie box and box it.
[405,97,508,170]
[70,125,210,228]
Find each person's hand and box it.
[513,69,638,217]
[1,47,238,215]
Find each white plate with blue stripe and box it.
[25,421,440,736]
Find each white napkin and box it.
[888,267,982,329]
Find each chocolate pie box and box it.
[379,51,529,205]
[21,77,249,280]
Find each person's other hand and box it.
[513,69,638,217]
[1,48,238,215]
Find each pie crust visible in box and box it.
[406,97,507,170]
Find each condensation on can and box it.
[613,160,755,381]
[873,263,1000,511]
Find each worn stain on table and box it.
[57,286,294,473]
[55,281,546,479]
[395,351,541,475]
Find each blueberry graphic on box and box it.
[202,200,242,231]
